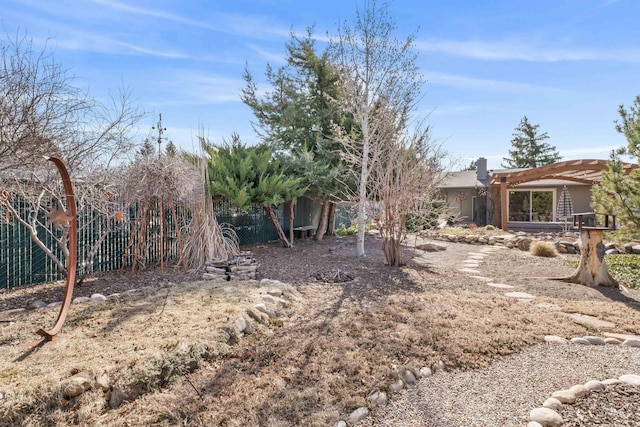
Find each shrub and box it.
[484,225,496,231]
[335,223,357,236]
[530,241,558,257]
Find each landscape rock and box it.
[433,360,446,372]
[542,397,562,410]
[262,294,276,304]
[348,407,369,424]
[90,293,107,302]
[267,288,283,297]
[246,307,268,324]
[584,380,605,392]
[27,300,47,310]
[419,367,433,377]
[527,422,543,427]
[551,389,576,404]
[622,338,640,347]
[619,374,640,387]
[233,316,247,335]
[47,301,62,308]
[582,336,605,345]
[73,296,91,304]
[569,384,590,398]
[333,421,347,427]
[604,338,622,345]
[601,378,622,386]
[61,373,92,398]
[368,390,388,405]
[389,380,404,393]
[570,337,591,345]
[529,407,563,427]
[402,369,416,385]
[243,322,255,335]
[96,373,111,392]
[544,335,568,345]
[416,242,447,252]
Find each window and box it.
[508,190,554,222]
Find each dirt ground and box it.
[1,232,640,426]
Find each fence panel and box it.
[2,196,324,289]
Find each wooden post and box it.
[565,229,617,287]
[500,177,508,232]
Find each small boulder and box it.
[419,367,433,377]
[584,380,605,392]
[368,390,387,405]
[619,374,640,387]
[570,337,591,345]
[90,293,107,302]
[551,389,576,404]
[529,407,563,427]
[544,335,568,345]
[61,373,92,398]
[73,296,91,304]
[569,384,590,399]
[402,369,416,385]
[622,338,640,347]
[604,338,622,345]
[542,397,562,410]
[348,407,369,424]
[582,336,605,345]
[27,300,47,310]
[389,380,404,393]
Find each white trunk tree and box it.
[329,0,422,257]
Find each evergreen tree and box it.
[165,140,177,157]
[241,30,353,239]
[138,138,155,158]
[502,116,561,168]
[206,134,307,248]
[591,95,640,235]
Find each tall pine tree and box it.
[502,116,561,168]
[591,95,640,235]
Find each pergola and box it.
[488,159,640,231]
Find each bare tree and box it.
[329,0,422,257]
[0,32,144,277]
[368,124,447,266]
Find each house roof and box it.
[442,159,640,190]
[489,159,640,186]
[439,170,484,189]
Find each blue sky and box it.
[2,0,639,170]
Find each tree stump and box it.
[564,229,617,287]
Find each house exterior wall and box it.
[445,188,477,223]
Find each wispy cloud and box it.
[415,39,640,63]
[425,71,563,94]
[89,0,217,30]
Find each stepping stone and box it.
[459,268,481,274]
[568,314,616,329]
[486,282,514,289]
[504,291,535,300]
[603,332,640,341]
[470,275,493,282]
[463,262,479,268]
[467,252,486,256]
[468,255,485,260]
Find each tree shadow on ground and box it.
[595,285,640,312]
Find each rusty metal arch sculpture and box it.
[36,156,78,341]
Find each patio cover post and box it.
[500,176,508,231]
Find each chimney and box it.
[476,157,488,183]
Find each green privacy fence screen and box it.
[1,196,331,289]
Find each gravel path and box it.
[363,343,640,427]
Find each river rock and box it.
[551,389,576,404]
[529,407,563,427]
